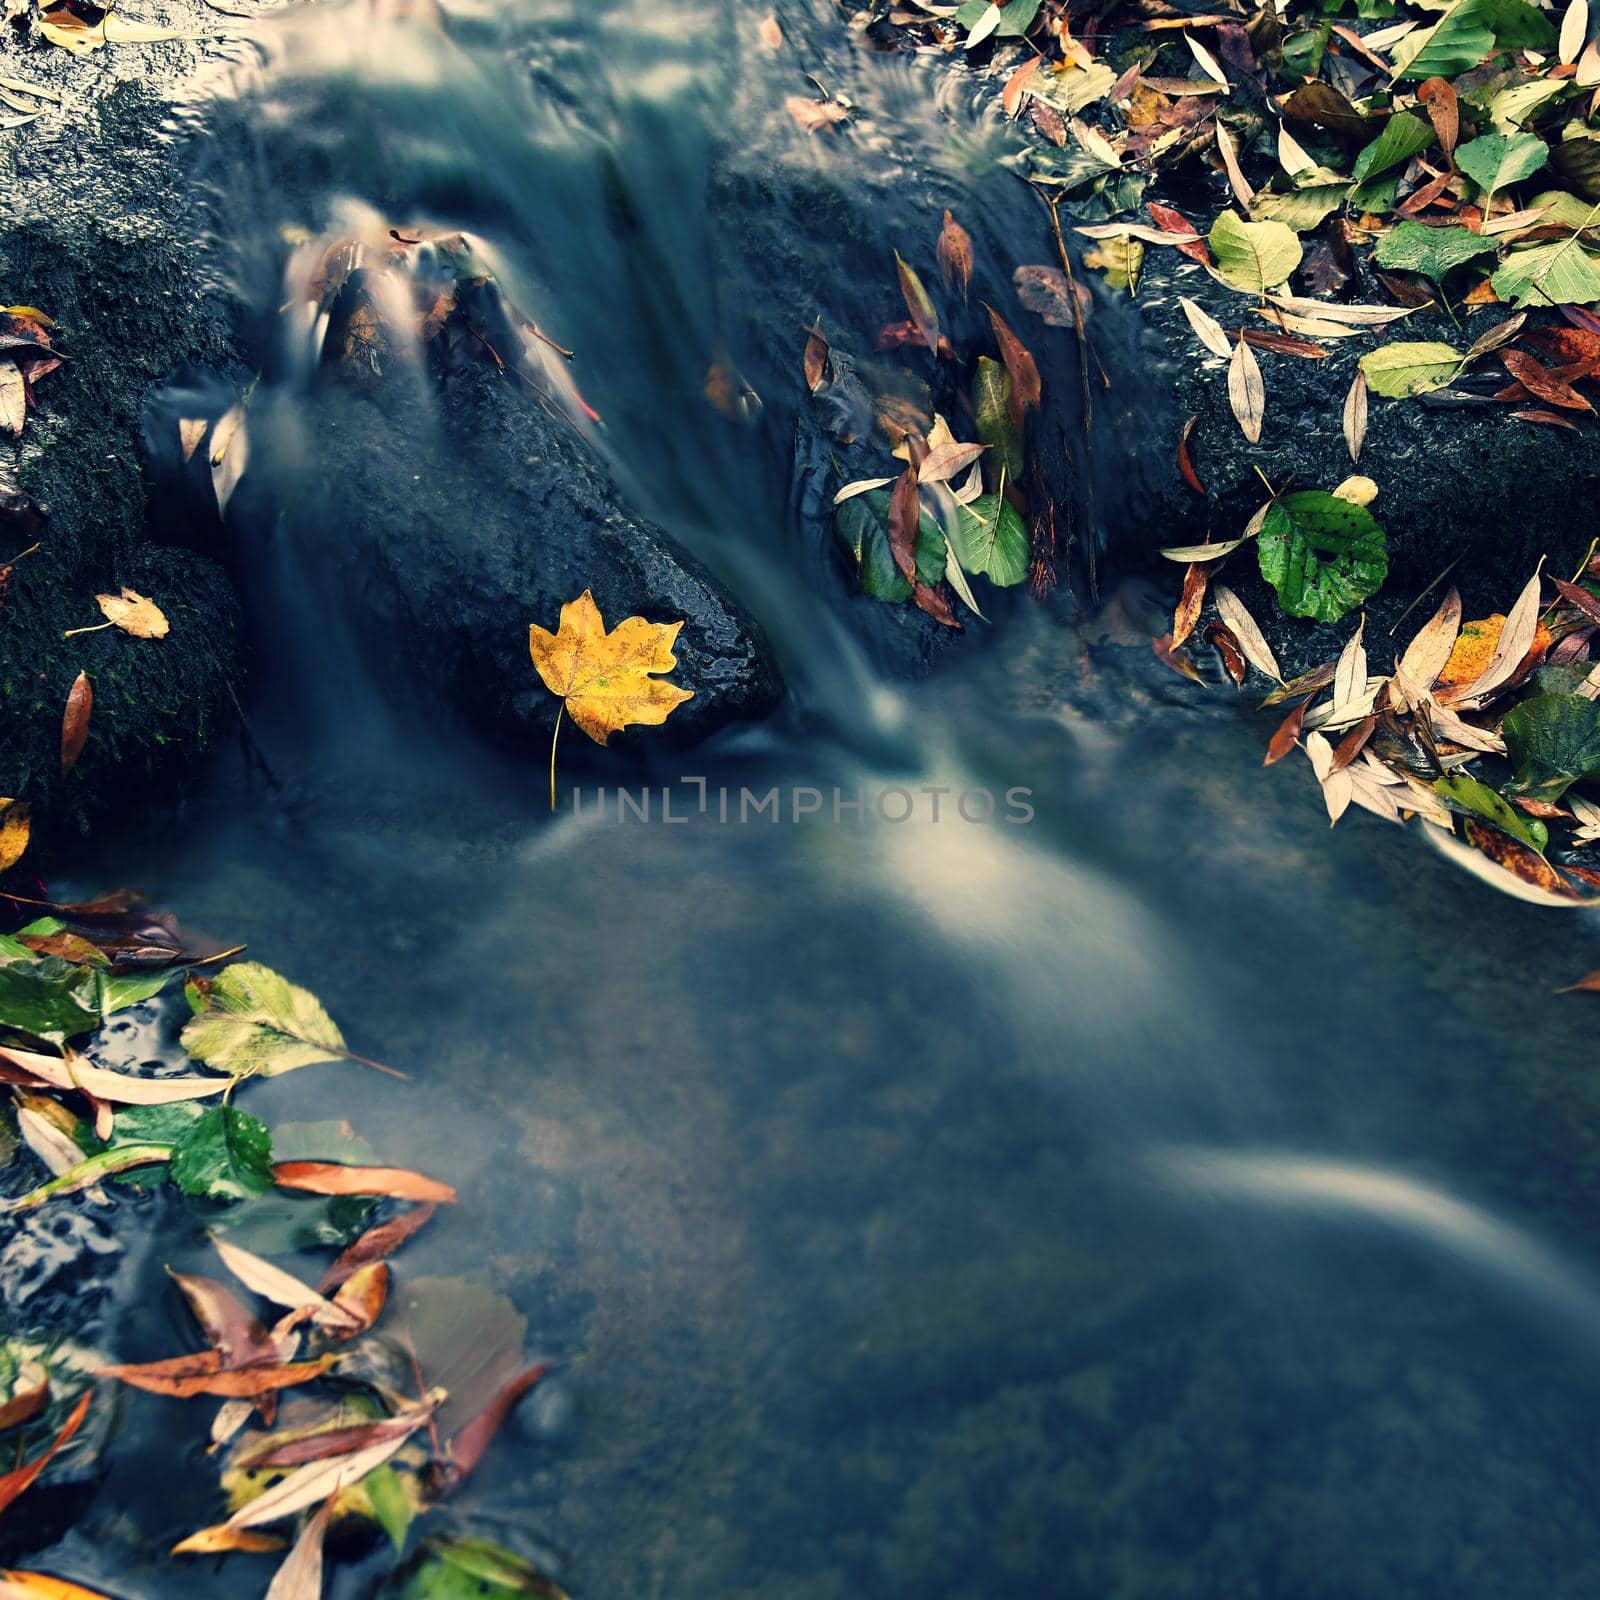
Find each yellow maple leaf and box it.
[528,589,693,808]
[0,798,29,873]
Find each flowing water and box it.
[20,1,1600,1595]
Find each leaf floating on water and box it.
[1227,335,1264,443]
[1012,265,1081,328]
[785,96,850,133]
[318,1203,436,1292]
[262,1497,334,1600]
[0,1393,90,1516]
[1502,693,1600,799]
[1343,370,1367,463]
[271,1162,457,1204]
[182,962,360,1079]
[437,1360,554,1493]
[1264,699,1309,766]
[170,1107,274,1202]
[403,1538,571,1600]
[1212,585,1282,682]
[0,1570,119,1599]
[984,304,1040,420]
[178,417,209,462]
[758,13,783,49]
[895,252,946,359]
[802,320,830,393]
[60,672,92,775]
[937,211,973,298]
[210,1234,360,1330]
[886,468,922,583]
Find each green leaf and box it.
[1358,341,1464,397]
[1432,773,1550,849]
[168,1106,273,1202]
[8,1145,173,1213]
[109,1102,205,1147]
[1256,491,1389,621]
[1208,212,1304,292]
[102,970,172,1015]
[1372,221,1496,284]
[0,950,104,1041]
[1502,693,1600,800]
[214,1192,375,1254]
[398,1537,568,1599]
[364,1464,416,1558]
[833,489,945,604]
[955,0,1040,37]
[1487,77,1570,133]
[1350,112,1436,183]
[1251,182,1350,232]
[949,494,1029,587]
[1491,232,1600,306]
[1477,0,1556,50]
[179,961,349,1078]
[1393,0,1496,79]
[270,1119,378,1164]
[1455,131,1549,196]
[973,356,1024,480]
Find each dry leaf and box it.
[0,799,29,873]
[1453,565,1544,705]
[1213,584,1282,681]
[211,1236,360,1331]
[60,674,91,775]
[1343,370,1367,463]
[1227,335,1264,442]
[1172,560,1208,649]
[1180,296,1231,358]
[97,1352,337,1399]
[95,589,169,639]
[1395,586,1462,696]
[0,366,24,437]
[1214,119,1254,204]
[271,1162,457,1204]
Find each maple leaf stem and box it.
[61,620,113,639]
[549,702,564,813]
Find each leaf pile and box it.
[0,307,61,439]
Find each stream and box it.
[18,0,1600,1594]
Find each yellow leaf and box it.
[528,590,693,747]
[0,798,29,873]
[170,1525,287,1556]
[0,1573,119,1600]
[529,590,694,811]
[95,589,169,639]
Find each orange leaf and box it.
[318,1204,436,1293]
[1172,561,1207,650]
[1263,700,1307,766]
[328,1262,389,1339]
[984,304,1040,426]
[0,1572,120,1599]
[937,211,973,298]
[98,1352,335,1399]
[60,673,91,775]
[270,1162,457,1204]
[0,1393,90,1517]
[802,319,829,393]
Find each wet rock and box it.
[250,367,782,751]
[0,49,247,836]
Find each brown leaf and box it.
[1462,818,1585,900]
[0,1392,90,1516]
[60,672,91,775]
[1239,326,1328,359]
[937,211,973,298]
[1502,350,1593,412]
[1415,78,1459,161]
[169,1272,278,1369]
[1263,699,1308,765]
[785,96,849,133]
[1395,586,1462,695]
[1002,56,1041,118]
[1343,369,1368,463]
[436,1362,553,1494]
[178,417,209,462]
[1152,633,1202,682]
[328,1262,389,1339]
[1551,575,1600,624]
[270,1162,457,1204]
[911,581,961,629]
[1281,81,1376,140]
[262,1496,333,1600]
[1329,715,1377,772]
[984,305,1041,425]
[1213,584,1281,681]
[234,1407,424,1472]
[1512,407,1581,431]
[1028,101,1067,146]
[1012,265,1086,328]
[1558,970,1600,993]
[886,467,920,583]
[1177,414,1204,495]
[318,1204,436,1293]
[802,320,829,393]
[1208,622,1248,687]
[1147,202,1211,265]
[1173,559,1208,649]
[98,1352,336,1399]
[1526,325,1600,364]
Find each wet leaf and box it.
[1011,265,1081,327]
[0,1043,234,1105]
[758,14,782,49]
[1433,773,1549,849]
[0,1571,118,1599]
[1343,370,1368,462]
[1457,817,1585,900]
[1394,0,1495,81]
[318,1204,436,1293]
[1358,341,1463,397]
[1501,349,1593,411]
[1493,233,1600,308]
[802,320,829,393]
[1416,77,1460,162]
[60,673,91,775]
[1208,212,1302,293]
[436,1361,553,1493]
[178,417,209,462]
[785,97,849,133]
[1177,414,1204,495]
[170,1107,274,1203]
[937,211,973,298]
[99,1351,338,1400]
[393,1277,527,1440]
[180,964,348,1080]
[210,404,249,517]
[1256,491,1389,623]
[1372,221,1495,285]
[895,252,946,360]
[1264,699,1308,765]
[211,1235,360,1331]
[399,1537,569,1599]
[0,1393,90,1515]
[168,1272,279,1369]
[1351,112,1436,184]
[1227,335,1264,442]
[1453,566,1545,704]
[271,1163,456,1204]
[0,799,29,873]
[0,367,24,437]
[887,468,922,583]
[1502,692,1600,799]
[972,356,1023,480]
[263,1497,333,1600]
[984,305,1040,421]
[1456,132,1549,199]
[948,494,1028,587]
[1148,202,1211,265]
[7,1145,173,1212]
[1212,585,1282,681]
[226,1429,416,1530]
[92,589,169,640]
[172,1526,290,1556]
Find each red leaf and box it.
[912,580,961,629]
[1177,415,1205,496]
[0,1392,90,1516]
[1148,202,1211,265]
[1502,350,1593,411]
[317,1204,436,1293]
[983,304,1041,425]
[1263,700,1307,766]
[437,1362,553,1493]
[887,467,921,583]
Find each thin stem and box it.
[3,541,40,566]
[549,702,564,813]
[340,1049,407,1081]
[61,620,113,640]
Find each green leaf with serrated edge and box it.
[1358,341,1463,397]
[1492,229,1600,306]
[1208,212,1303,292]
[1432,773,1550,849]
[168,1106,273,1202]
[1350,112,1436,181]
[1372,221,1496,283]
[1456,132,1548,197]
[180,961,348,1078]
[1502,693,1600,800]
[949,494,1029,587]
[0,951,103,1041]
[1251,183,1349,232]
[1256,491,1389,622]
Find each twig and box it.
[1387,554,1462,636]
